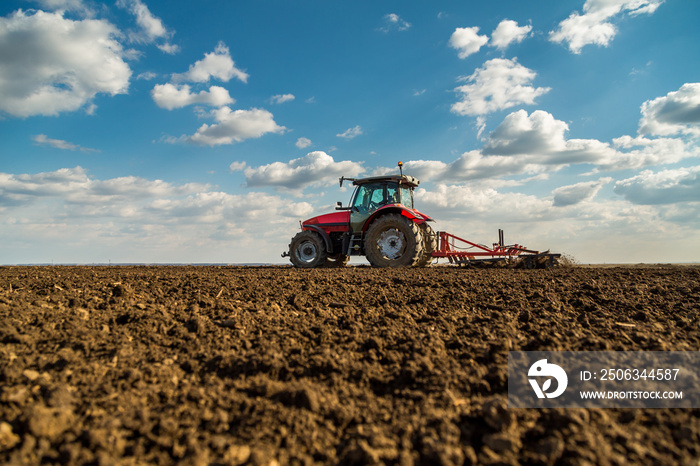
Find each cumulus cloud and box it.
[0,166,206,209]
[172,42,248,84]
[415,184,553,223]
[449,27,489,59]
[451,58,550,116]
[116,0,178,53]
[0,166,315,263]
[242,152,364,191]
[550,0,664,53]
[614,166,700,205]
[379,110,699,183]
[187,107,286,146]
[147,191,313,224]
[296,137,312,149]
[337,125,364,139]
[490,20,532,50]
[483,110,569,156]
[639,83,700,137]
[33,134,99,153]
[553,178,613,206]
[229,161,246,172]
[270,94,295,104]
[151,83,234,110]
[36,0,92,14]
[0,10,131,117]
[379,13,411,33]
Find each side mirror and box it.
[335,201,343,210]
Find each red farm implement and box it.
[433,230,560,268]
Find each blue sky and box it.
[1,0,699,264]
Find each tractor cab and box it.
[338,174,421,234]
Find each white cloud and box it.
[172,42,248,83]
[36,0,92,14]
[0,166,315,264]
[606,135,694,171]
[449,27,488,59]
[137,71,157,80]
[33,134,99,153]
[151,83,234,110]
[490,20,532,50]
[187,107,286,146]
[0,10,131,117]
[483,110,569,155]
[380,110,699,183]
[553,178,613,206]
[157,42,180,55]
[229,161,246,172]
[550,0,664,53]
[379,13,411,33]
[116,0,178,53]
[296,137,312,149]
[451,58,551,116]
[337,125,364,139]
[243,152,364,191]
[270,94,295,104]
[639,83,700,137]
[415,184,553,223]
[614,166,700,205]
[0,166,206,208]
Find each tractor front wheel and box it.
[289,230,327,268]
[365,214,424,267]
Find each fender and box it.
[302,225,334,254]
[362,205,433,232]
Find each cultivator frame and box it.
[433,230,560,268]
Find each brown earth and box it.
[0,265,699,465]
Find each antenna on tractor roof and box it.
[398,161,403,177]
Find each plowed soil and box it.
[1,265,699,465]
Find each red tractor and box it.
[284,163,560,268]
[284,164,435,268]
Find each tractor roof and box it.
[339,175,420,188]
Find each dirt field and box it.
[1,265,699,465]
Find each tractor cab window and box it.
[352,183,384,213]
[386,184,400,205]
[400,186,413,209]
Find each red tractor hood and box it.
[302,211,349,227]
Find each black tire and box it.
[364,214,423,267]
[325,253,350,267]
[289,231,327,268]
[416,223,437,267]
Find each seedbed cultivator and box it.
[434,230,560,269]
[284,162,561,269]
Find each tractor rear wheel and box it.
[364,214,423,267]
[289,230,327,268]
[416,223,437,267]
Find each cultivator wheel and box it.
[365,214,424,267]
[289,230,327,268]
